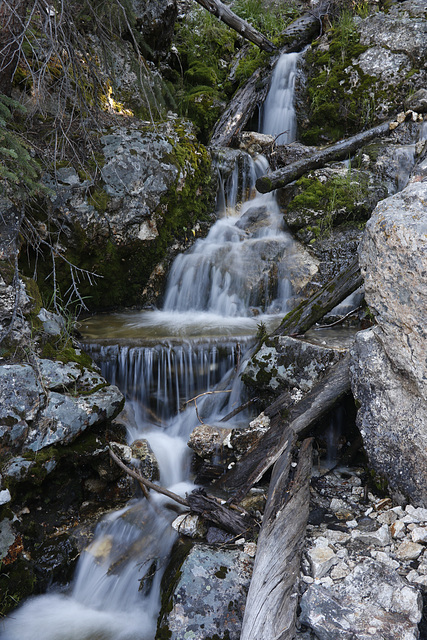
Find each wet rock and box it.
[239,132,274,156]
[171,513,206,538]
[130,438,160,481]
[157,544,254,640]
[229,412,270,458]
[406,88,427,113]
[242,335,345,400]
[188,424,231,460]
[300,559,422,640]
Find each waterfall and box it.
[261,52,298,145]
[0,53,298,640]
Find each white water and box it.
[261,51,298,145]
[0,53,298,640]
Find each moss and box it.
[300,14,377,144]
[88,186,111,214]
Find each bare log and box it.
[256,121,394,193]
[216,354,350,502]
[194,0,275,52]
[210,12,321,148]
[273,256,363,338]
[240,438,313,640]
[187,489,255,536]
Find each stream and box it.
[0,52,299,640]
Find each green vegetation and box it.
[0,95,47,202]
[170,0,299,141]
[301,10,373,144]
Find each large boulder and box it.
[350,177,427,505]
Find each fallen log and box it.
[216,354,350,502]
[255,120,393,193]
[273,256,363,337]
[240,437,313,640]
[194,0,275,52]
[210,12,321,148]
[187,489,255,536]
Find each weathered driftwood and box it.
[256,120,393,193]
[210,12,321,148]
[240,437,313,640]
[217,354,350,502]
[194,0,275,52]
[187,489,255,536]
[273,256,363,337]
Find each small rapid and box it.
[0,52,299,640]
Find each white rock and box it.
[243,542,257,557]
[302,575,314,584]
[371,550,400,569]
[0,489,11,506]
[331,562,350,580]
[352,524,391,547]
[377,510,397,525]
[391,506,405,518]
[346,519,358,529]
[414,575,427,587]
[330,498,348,513]
[406,569,420,583]
[395,541,424,561]
[406,505,427,523]
[390,520,406,539]
[411,527,427,543]
[307,545,338,578]
[323,529,351,545]
[319,577,334,587]
[171,513,205,538]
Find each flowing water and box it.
[0,53,298,640]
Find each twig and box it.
[219,397,258,422]
[315,305,362,329]
[184,390,232,425]
[109,448,189,507]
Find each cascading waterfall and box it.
[0,52,298,640]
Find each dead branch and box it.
[109,448,189,507]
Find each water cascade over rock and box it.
[0,52,301,640]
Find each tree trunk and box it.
[210,12,321,148]
[0,0,29,96]
[216,354,350,502]
[194,0,275,52]
[255,120,394,192]
[273,256,363,338]
[240,438,313,640]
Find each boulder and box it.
[0,359,124,456]
[130,438,160,481]
[300,559,422,640]
[350,179,427,505]
[157,544,254,640]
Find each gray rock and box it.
[351,329,427,506]
[158,544,253,640]
[300,559,422,640]
[188,424,232,460]
[350,179,427,506]
[359,181,427,399]
[0,519,16,562]
[0,360,124,455]
[130,438,160,481]
[406,88,427,113]
[243,335,345,398]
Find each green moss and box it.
[88,186,111,214]
[300,12,377,144]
